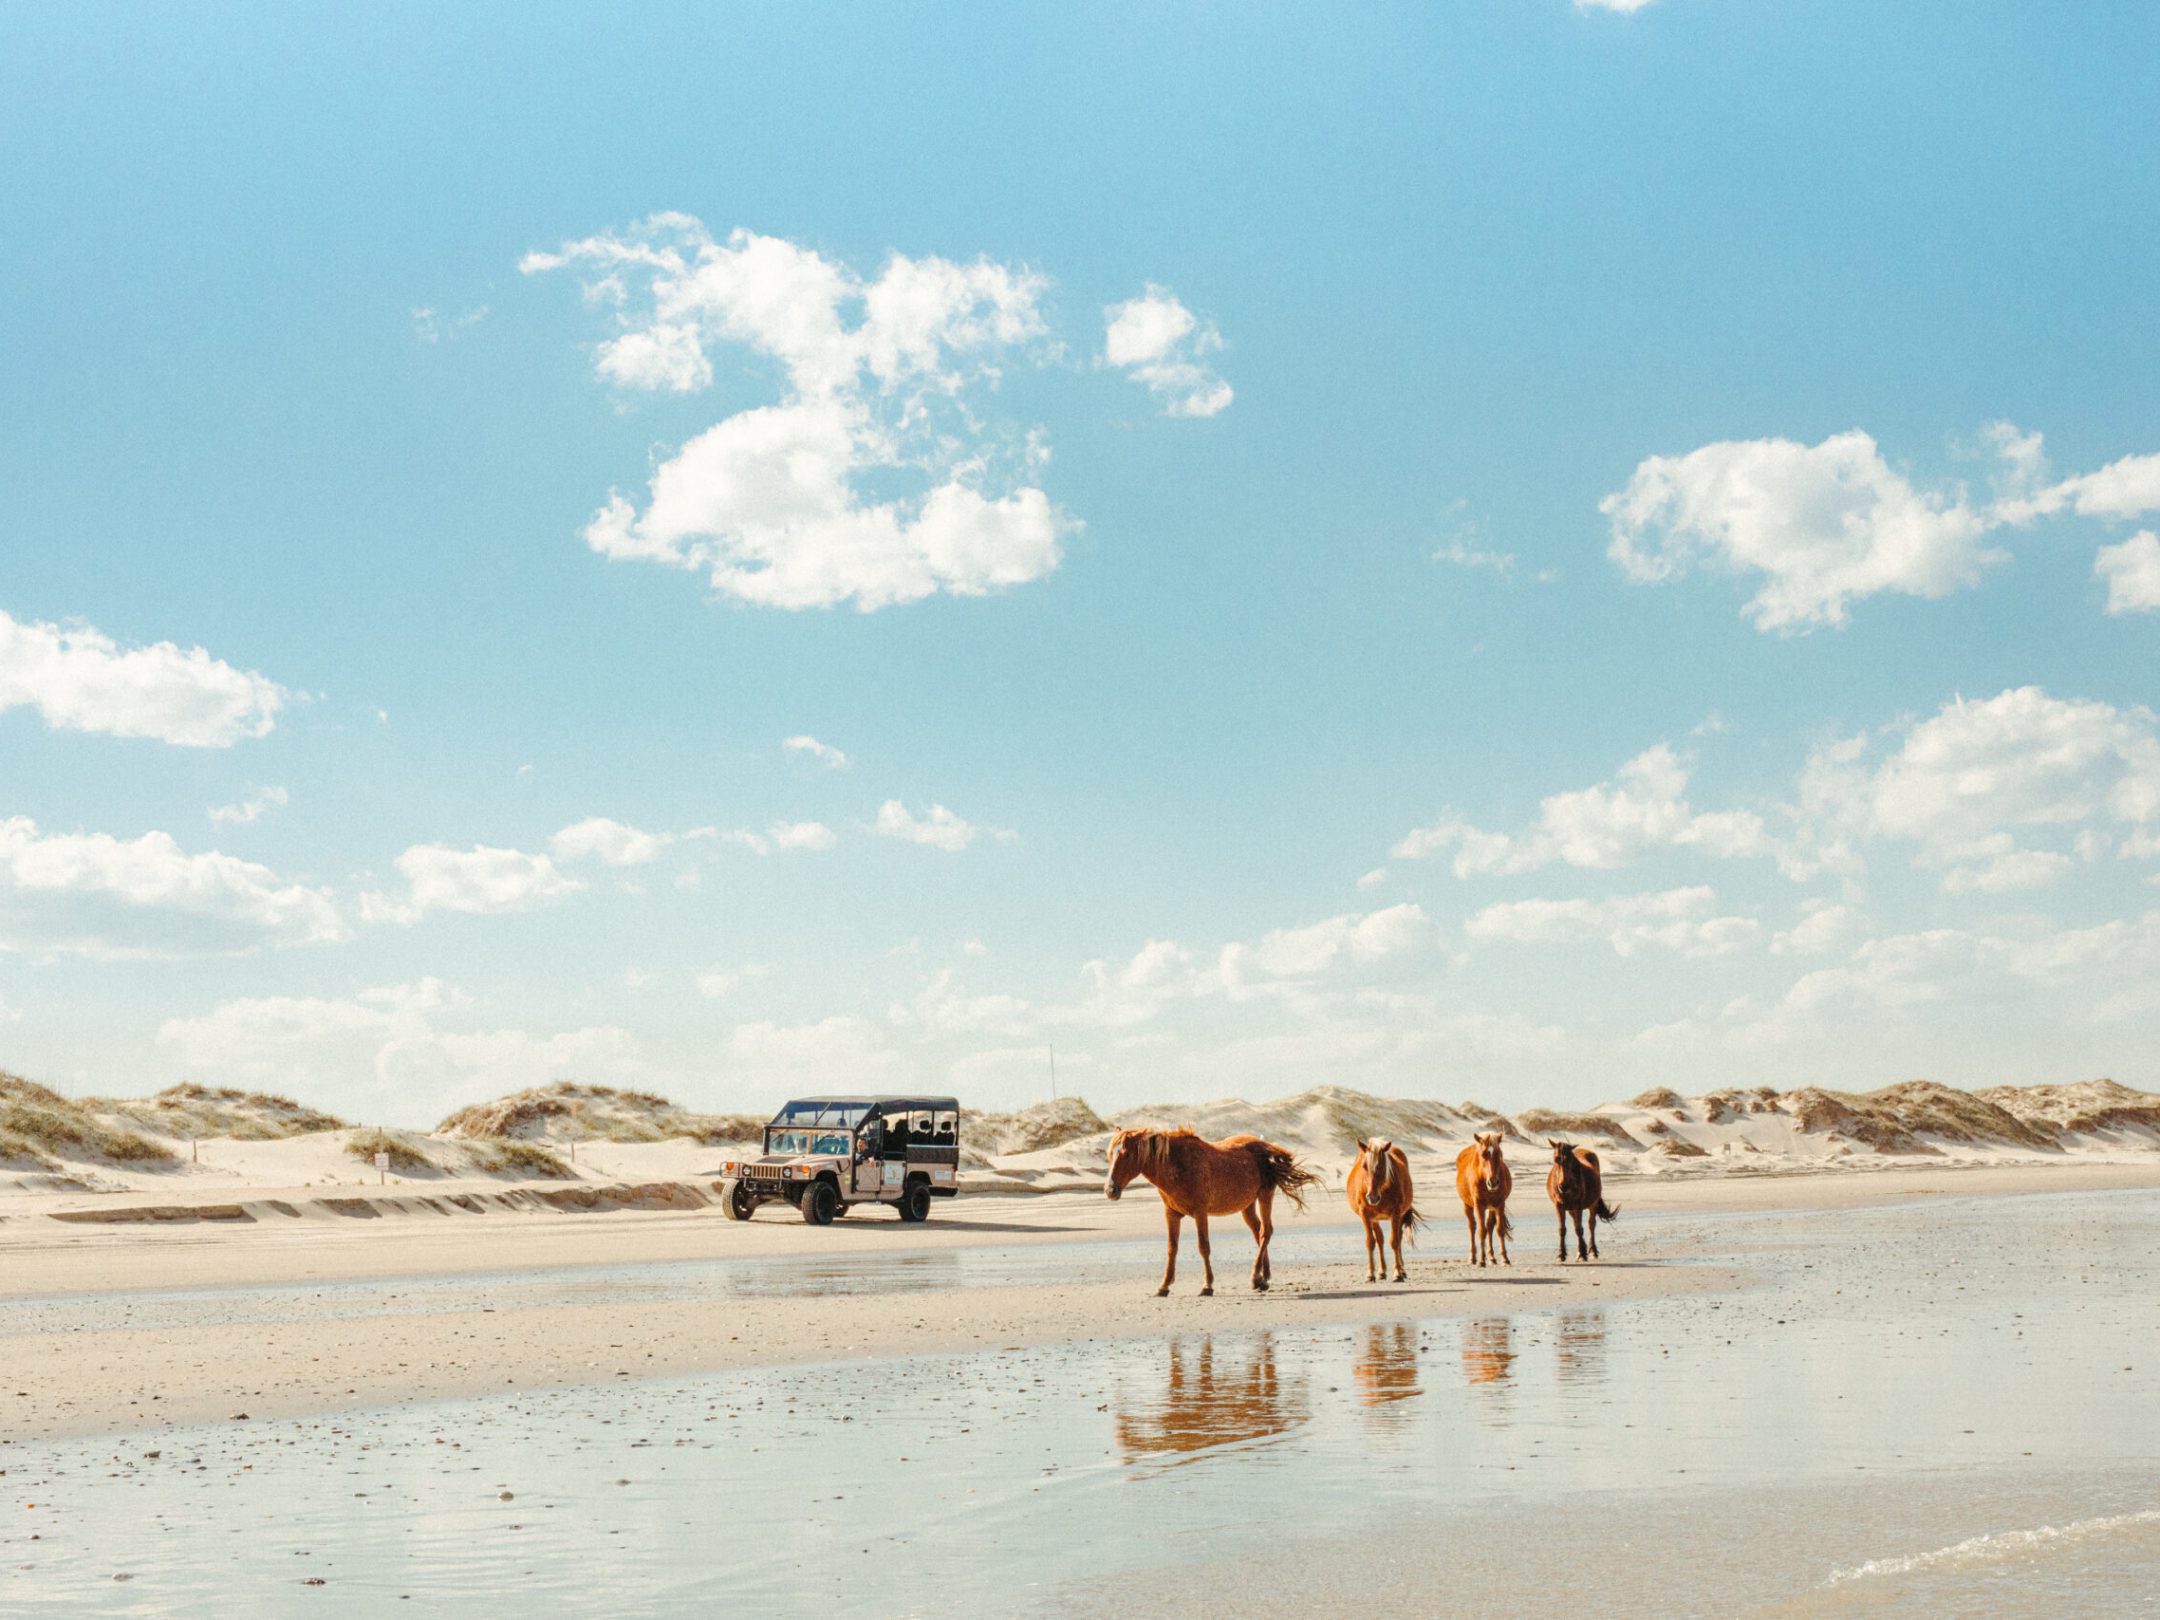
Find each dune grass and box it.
[0,1073,176,1169]
[344,1128,436,1175]
[460,1137,572,1177]
[86,1082,347,1141]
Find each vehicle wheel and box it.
[802,1179,839,1226]
[725,1181,757,1221]
[897,1181,931,1223]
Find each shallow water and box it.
[0,1220,1383,1335]
[4,1189,2155,1617]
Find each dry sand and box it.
[3,1159,2156,1444]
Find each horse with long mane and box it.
[1346,1137,1420,1283]
[1454,1131,1513,1267]
[1105,1127,1317,1295]
[1546,1139,1619,1261]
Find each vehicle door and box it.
[853,1120,887,1197]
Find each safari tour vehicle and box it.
[720,1095,961,1224]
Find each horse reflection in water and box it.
[1554,1308,1608,1388]
[1351,1322,1423,1410]
[1459,1316,1516,1388]
[1113,1334,1309,1471]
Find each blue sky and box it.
[4,0,2158,1122]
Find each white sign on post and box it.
[374,1150,389,1184]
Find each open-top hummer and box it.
[719,1095,961,1224]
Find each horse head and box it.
[1473,1131,1506,1192]
[1104,1128,1148,1200]
[1356,1137,1396,1210]
[1548,1137,1575,1170]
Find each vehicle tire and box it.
[726,1181,757,1221]
[802,1179,839,1226]
[898,1180,931,1223]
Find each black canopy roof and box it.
[769,1095,959,1116]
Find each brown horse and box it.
[1454,1131,1513,1267]
[1546,1139,1619,1261]
[1346,1137,1420,1283]
[1105,1127,1316,1295]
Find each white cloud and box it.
[363,844,584,923]
[1576,0,1655,12]
[0,609,287,746]
[1770,899,1864,957]
[696,962,768,999]
[0,816,344,956]
[158,978,654,1123]
[1804,686,2160,891]
[2006,448,2160,524]
[875,799,1009,851]
[528,216,1068,611]
[767,820,837,851]
[1466,886,1760,958]
[890,968,1035,1037]
[728,1015,917,1088]
[1602,430,2002,631]
[551,817,673,866]
[1393,744,1781,877]
[209,786,288,826]
[411,305,488,344]
[2095,531,2160,615]
[782,734,850,768]
[1432,538,1518,576]
[1103,284,1233,418]
[1221,903,1433,986]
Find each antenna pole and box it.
[1049,1041,1058,1102]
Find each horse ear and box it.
[1356,1139,1367,1153]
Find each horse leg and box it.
[1496,1207,1511,1267]
[1158,1208,1182,1296]
[1571,1209,1588,1263]
[1556,1204,1568,1263]
[1390,1214,1407,1282]
[1465,1205,1480,1265]
[1194,1213,1214,1297]
[1242,1204,1267,1290]
[1588,1209,1600,1260]
[1255,1189,1276,1288]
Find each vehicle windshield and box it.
[765,1129,853,1157]
[770,1101,872,1128]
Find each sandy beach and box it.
[5,1159,2156,1444]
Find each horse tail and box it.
[1253,1142,1316,1211]
[1400,1203,1421,1244]
[1498,1208,1513,1240]
[1594,1198,1620,1223]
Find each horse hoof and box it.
[1199,1287,1214,1297]
[1252,1282,1268,1293]
[1154,1287,1169,1297]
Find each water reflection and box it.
[1460,1317,1515,1388]
[1554,1308,1607,1388]
[1114,1334,1309,1470]
[721,1251,966,1299]
[1352,1322,1423,1410]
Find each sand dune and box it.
[435,1081,764,1146]
[3,1072,2154,1221]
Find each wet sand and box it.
[0,1161,2154,1443]
[5,1182,2156,1616]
